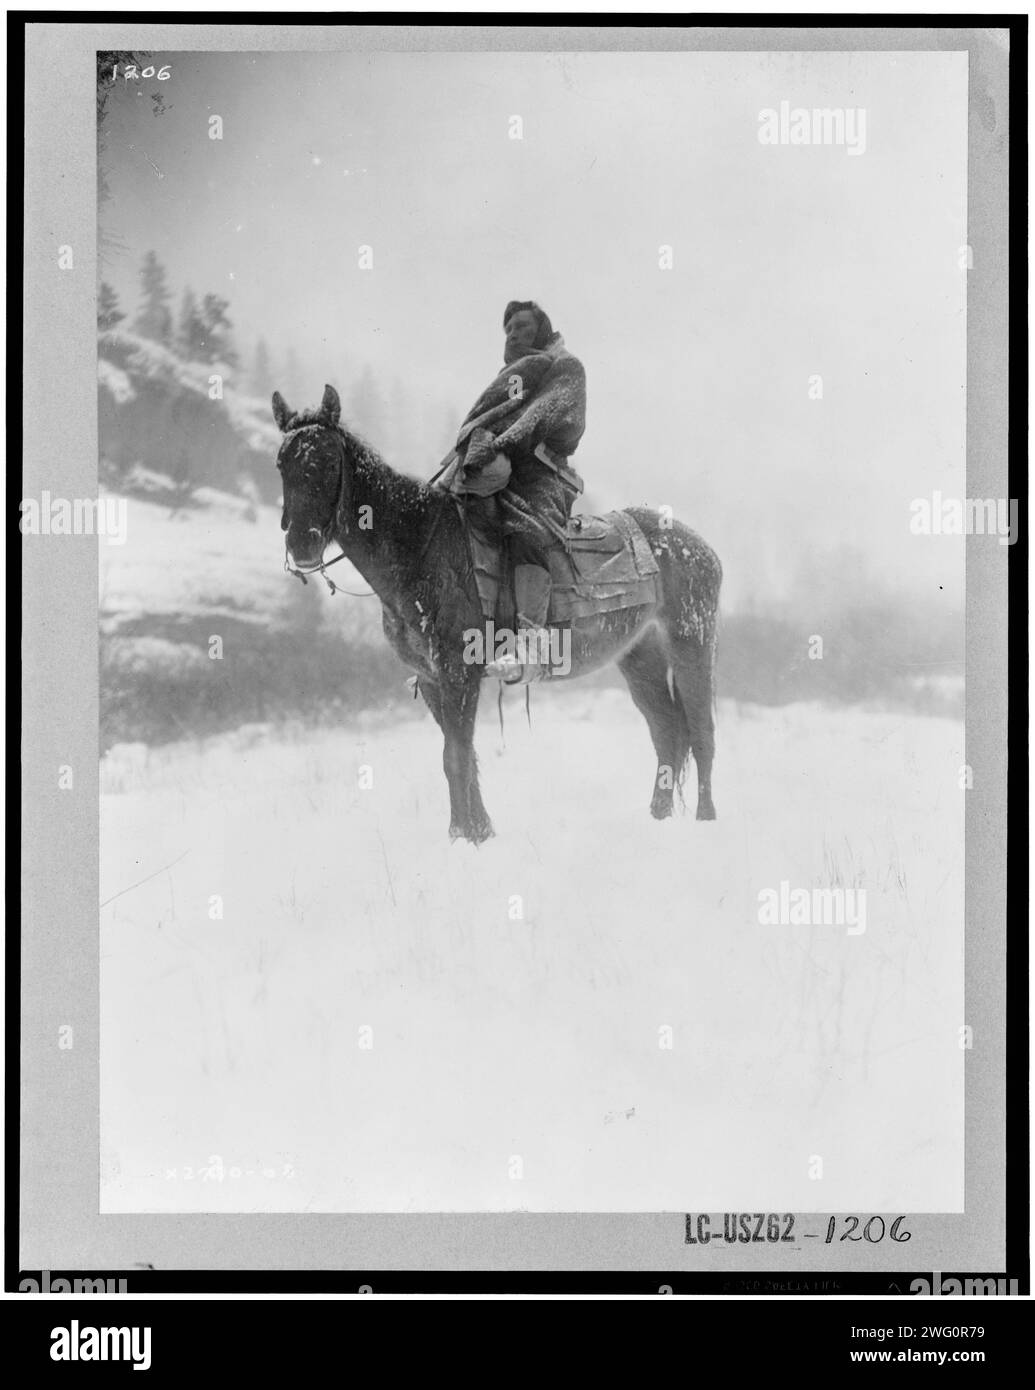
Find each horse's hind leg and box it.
[624,507,720,822]
[618,629,690,819]
[667,636,717,821]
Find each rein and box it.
[280,420,529,716]
[282,425,376,598]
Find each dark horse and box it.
[273,384,722,844]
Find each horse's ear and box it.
[320,383,341,426]
[271,390,292,432]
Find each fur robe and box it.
[453,333,586,481]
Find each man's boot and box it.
[485,563,553,683]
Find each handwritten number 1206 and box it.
[111,64,171,81]
[825,1216,911,1243]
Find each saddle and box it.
[465,508,660,625]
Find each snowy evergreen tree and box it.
[133,251,173,344]
[176,288,205,359]
[195,294,238,367]
[97,282,125,332]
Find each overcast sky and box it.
[101,49,968,609]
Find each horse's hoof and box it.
[696,803,717,821]
[650,798,674,820]
[449,820,496,845]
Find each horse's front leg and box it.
[421,672,494,844]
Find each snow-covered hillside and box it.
[99,490,406,747]
[100,693,964,1214]
[99,327,282,502]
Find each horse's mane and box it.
[286,412,430,498]
[283,410,464,591]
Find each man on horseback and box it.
[442,300,587,682]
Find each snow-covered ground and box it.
[99,490,387,686]
[100,691,963,1213]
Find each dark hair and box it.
[502,300,554,349]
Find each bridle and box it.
[281,422,374,597]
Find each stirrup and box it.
[484,653,547,685]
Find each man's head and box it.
[503,300,553,362]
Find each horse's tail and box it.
[625,505,721,804]
[710,584,722,723]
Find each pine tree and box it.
[195,294,238,367]
[176,288,204,359]
[97,282,125,332]
[134,251,173,344]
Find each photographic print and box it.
[92,45,967,1214]
[15,19,1021,1305]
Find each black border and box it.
[8,10,1028,1299]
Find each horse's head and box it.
[272,383,347,570]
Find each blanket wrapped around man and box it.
[439,335,587,548]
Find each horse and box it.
[272,383,722,844]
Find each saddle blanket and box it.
[467,509,660,624]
